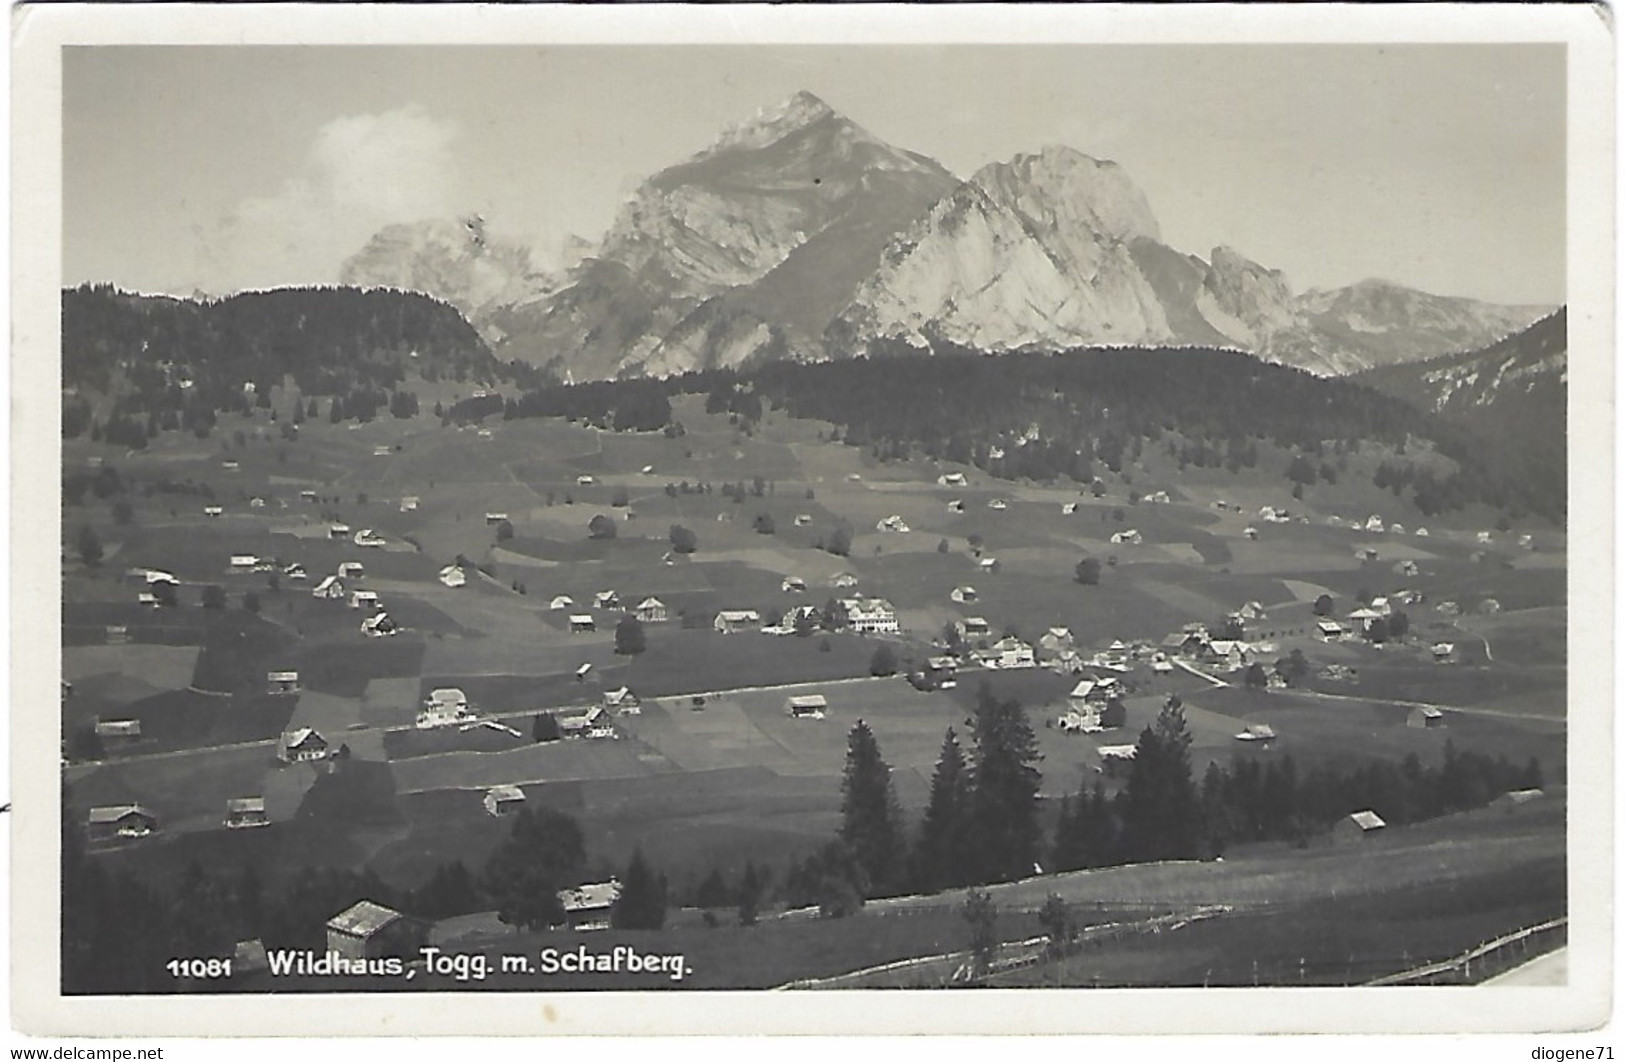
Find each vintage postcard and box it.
[11,2,1614,1041]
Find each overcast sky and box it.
[63,44,1565,306]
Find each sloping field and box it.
[874,792,1567,915]
[389,736,660,794]
[285,689,365,741]
[295,638,426,697]
[992,856,1565,987]
[619,628,877,696]
[1161,685,1566,776]
[62,644,202,690]
[1457,607,1566,669]
[619,699,809,774]
[69,742,285,833]
[360,676,421,727]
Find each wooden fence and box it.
[1365,917,1567,986]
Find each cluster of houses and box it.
[709,593,900,638]
[311,562,405,637]
[1323,513,1433,539]
[1315,591,1425,643]
[550,591,670,632]
[1057,674,1127,732]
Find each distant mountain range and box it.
[339,90,1555,381]
[1358,308,1566,518]
[1358,307,1566,420]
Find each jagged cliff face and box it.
[494,91,958,379]
[342,92,1554,379]
[828,172,1175,353]
[338,216,553,346]
[830,147,1184,353]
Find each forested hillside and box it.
[62,284,504,442]
[478,343,1562,524]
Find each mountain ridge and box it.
[336,91,1556,381]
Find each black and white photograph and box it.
[11,2,1615,1042]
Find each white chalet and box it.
[419,688,471,728]
[841,597,899,634]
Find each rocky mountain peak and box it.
[1209,245,1289,285]
[338,216,551,344]
[973,146,1162,246]
[703,90,841,156]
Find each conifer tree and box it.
[912,727,970,892]
[839,720,904,895]
[481,805,586,931]
[965,683,1044,883]
[1119,695,1202,862]
[612,847,667,930]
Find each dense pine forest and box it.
[62,284,503,442]
[479,345,1563,523]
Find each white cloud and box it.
[206,105,461,292]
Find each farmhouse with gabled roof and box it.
[557,879,620,931]
[278,728,329,764]
[1334,810,1387,843]
[87,804,158,842]
[787,694,828,719]
[224,797,269,829]
[326,900,425,960]
[714,610,760,634]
